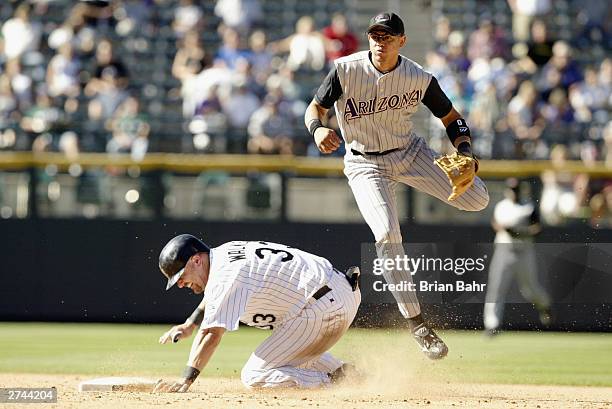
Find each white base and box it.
[78,377,159,392]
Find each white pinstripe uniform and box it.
[484,197,551,331]
[322,51,489,318]
[200,240,361,388]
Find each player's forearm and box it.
[304,100,328,128]
[440,107,473,156]
[440,107,462,127]
[186,328,225,371]
[185,299,206,326]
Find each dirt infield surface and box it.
[2,374,611,409]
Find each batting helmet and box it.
[159,234,210,290]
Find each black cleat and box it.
[412,323,448,360]
[483,328,501,338]
[538,308,552,327]
[328,363,359,384]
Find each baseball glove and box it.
[434,152,478,201]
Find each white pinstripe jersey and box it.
[200,241,334,331]
[334,51,432,153]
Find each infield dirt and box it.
[2,373,611,409]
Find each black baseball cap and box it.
[367,12,405,36]
[159,234,210,290]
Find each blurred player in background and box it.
[154,234,361,391]
[484,178,552,336]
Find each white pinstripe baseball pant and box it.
[344,136,489,318]
[241,270,361,388]
[483,243,551,330]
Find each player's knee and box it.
[458,184,489,211]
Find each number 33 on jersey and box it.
[200,241,336,332]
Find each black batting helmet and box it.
[159,234,210,290]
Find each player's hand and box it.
[314,127,342,154]
[159,322,196,344]
[153,378,192,393]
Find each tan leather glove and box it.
[434,152,478,201]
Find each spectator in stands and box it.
[568,66,608,123]
[247,30,273,81]
[444,31,471,74]
[87,66,129,121]
[190,84,228,153]
[172,0,203,37]
[541,41,582,92]
[215,27,251,71]
[526,19,554,68]
[247,95,294,155]
[322,14,358,63]
[0,72,19,151]
[48,22,75,51]
[221,79,260,150]
[467,19,510,62]
[0,75,18,129]
[214,0,262,34]
[234,58,266,100]
[107,96,149,161]
[172,30,210,83]
[85,39,129,96]
[508,43,537,78]
[507,80,545,156]
[114,0,154,37]
[599,58,611,105]
[433,15,451,51]
[540,88,574,127]
[46,43,81,98]
[507,0,551,42]
[4,58,33,111]
[425,50,456,88]
[180,59,232,118]
[270,16,326,72]
[69,0,116,31]
[265,65,301,102]
[21,91,64,148]
[1,3,42,61]
[469,81,501,157]
[574,0,611,50]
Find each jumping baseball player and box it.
[154,234,361,391]
[304,12,489,359]
[484,178,552,336]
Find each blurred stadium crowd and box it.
[0,0,353,158]
[0,0,610,225]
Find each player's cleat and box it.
[483,328,500,338]
[538,308,552,327]
[411,323,448,360]
[328,363,359,384]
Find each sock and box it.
[407,314,424,331]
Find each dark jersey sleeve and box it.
[314,66,343,109]
[421,76,453,118]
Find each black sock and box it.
[407,314,424,331]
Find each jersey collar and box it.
[368,51,402,74]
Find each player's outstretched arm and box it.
[304,99,342,154]
[158,299,206,344]
[154,326,226,393]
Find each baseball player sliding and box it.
[304,12,489,359]
[154,234,361,392]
